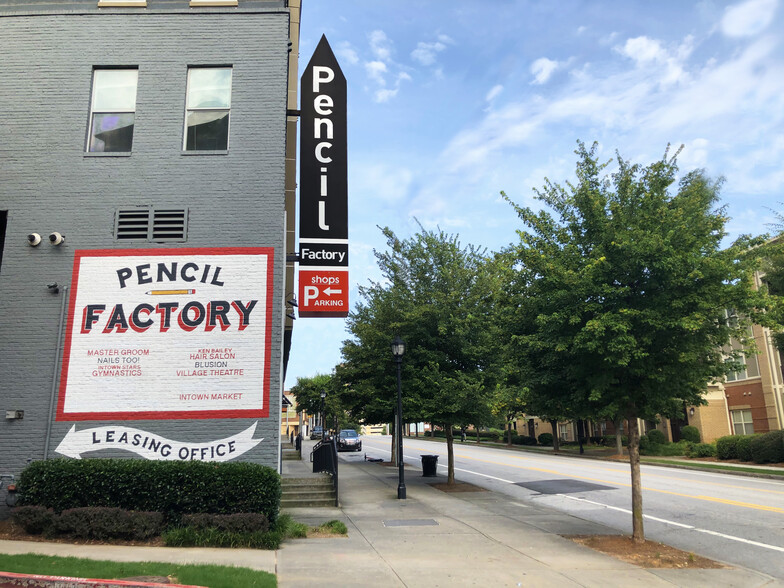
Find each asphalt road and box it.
[352,434,784,579]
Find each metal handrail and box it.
[311,438,339,506]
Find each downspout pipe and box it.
[43,285,68,460]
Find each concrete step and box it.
[281,497,336,508]
[282,488,335,499]
[281,475,333,487]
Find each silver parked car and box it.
[337,429,362,452]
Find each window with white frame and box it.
[730,409,754,435]
[724,335,760,382]
[184,67,232,151]
[88,69,138,152]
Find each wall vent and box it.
[116,207,187,242]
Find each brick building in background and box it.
[0,0,302,513]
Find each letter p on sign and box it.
[303,286,319,305]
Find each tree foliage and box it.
[502,141,769,540]
[339,224,498,482]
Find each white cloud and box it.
[486,84,504,102]
[336,42,359,65]
[721,0,778,37]
[365,61,388,86]
[374,72,412,103]
[440,32,784,204]
[619,36,667,64]
[411,40,447,66]
[615,35,694,86]
[530,57,560,84]
[369,30,392,61]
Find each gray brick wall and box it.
[0,8,290,511]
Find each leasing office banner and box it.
[57,247,274,421]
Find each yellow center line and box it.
[364,439,784,513]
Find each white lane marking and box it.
[558,494,784,552]
[694,528,784,552]
[445,464,515,484]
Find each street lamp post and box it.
[320,390,326,442]
[391,336,406,499]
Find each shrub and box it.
[589,436,606,445]
[687,443,716,458]
[512,435,537,446]
[640,440,692,456]
[737,435,756,462]
[680,426,701,444]
[12,505,55,535]
[316,519,347,535]
[55,507,163,541]
[17,458,281,524]
[606,435,629,447]
[716,436,740,460]
[646,429,667,445]
[750,430,784,464]
[162,526,282,549]
[638,435,652,452]
[537,433,553,446]
[181,512,269,534]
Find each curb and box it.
[0,571,205,588]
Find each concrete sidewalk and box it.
[1,446,781,588]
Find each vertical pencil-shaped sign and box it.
[299,35,349,317]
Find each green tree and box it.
[340,224,498,483]
[491,385,529,445]
[503,141,768,541]
[291,373,340,433]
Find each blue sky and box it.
[284,0,784,388]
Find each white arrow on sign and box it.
[55,422,262,462]
[323,287,342,296]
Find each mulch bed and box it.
[566,535,726,569]
[0,519,163,547]
[427,482,487,493]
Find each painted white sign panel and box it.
[57,248,274,421]
[56,423,262,461]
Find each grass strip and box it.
[0,553,275,588]
[640,458,784,476]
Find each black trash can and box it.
[421,454,439,477]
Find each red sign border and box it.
[56,247,275,422]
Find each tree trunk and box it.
[550,419,560,452]
[507,422,513,446]
[446,425,455,485]
[614,416,624,456]
[577,419,585,454]
[476,428,481,444]
[628,414,645,542]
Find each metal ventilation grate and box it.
[152,209,187,241]
[116,208,151,240]
[115,207,187,242]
